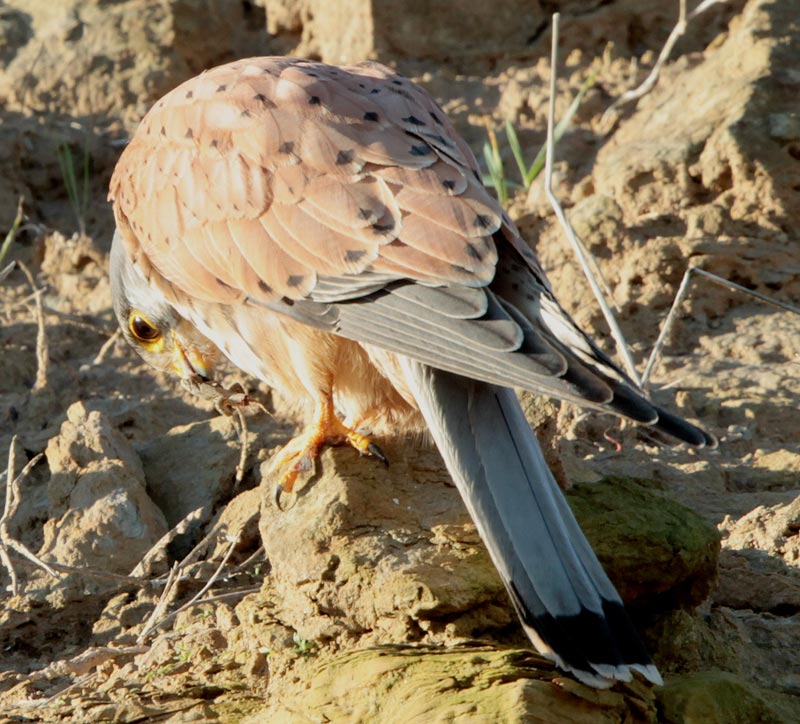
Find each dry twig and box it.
[642,266,800,389]
[0,197,24,271]
[81,328,122,371]
[137,562,182,644]
[602,0,731,129]
[137,531,243,643]
[0,437,54,594]
[16,261,49,391]
[545,13,642,386]
[129,504,213,579]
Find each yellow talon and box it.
[270,393,388,506]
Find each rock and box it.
[658,670,796,724]
[714,549,800,613]
[567,477,720,608]
[263,0,546,65]
[720,495,800,563]
[0,0,255,122]
[596,0,800,231]
[39,401,167,574]
[243,646,658,724]
[257,442,513,646]
[137,416,248,528]
[568,194,625,258]
[645,609,737,677]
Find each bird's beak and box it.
[170,338,216,380]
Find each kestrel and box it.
[108,57,715,688]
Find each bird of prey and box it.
[108,57,715,688]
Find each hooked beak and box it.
[170,339,216,380]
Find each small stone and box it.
[768,113,800,141]
[39,402,167,574]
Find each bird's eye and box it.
[129,313,161,344]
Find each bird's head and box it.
[109,231,219,380]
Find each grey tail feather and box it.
[398,357,662,688]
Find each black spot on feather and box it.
[336,149,355,165]
[363,111,379,122]
[464,242,483,260]
[279,141,295,154]
[402,115,425,126]
[308,95,321,105]
[409,143,432,157]
[345,249,367,263]
[287,275,305,288]
[475,214,493,229]
[372,220,395,234]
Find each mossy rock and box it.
[242,645,658,724]
[658,670,799,724]
[567,477,720,608]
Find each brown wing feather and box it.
[109,57,505,304]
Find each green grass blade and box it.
[505,121,529,185]
[523,73,597,187]
[482,136,508,204]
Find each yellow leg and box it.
[270,392,387,506]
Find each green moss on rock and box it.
[567,477,720,607]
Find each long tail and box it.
[399,357,662,688]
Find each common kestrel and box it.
[109,57,715,688]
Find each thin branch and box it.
[602,0,730,128]
[642,266,800,389]
[15,557,170,585]
[233,407,249,489]
[229,545,265,575]
[0,261,14,283]
[80,328,122,372]
[16,261,49,391]
[0,438,53,594]
[137,562,181,644]
[545,13,642,386]
[137,531,242,642]
[129,504,212,579]
[0,197,24,269]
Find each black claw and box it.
[274,483,286,511]
[366,441,389,467]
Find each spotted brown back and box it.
[109,57,503,306]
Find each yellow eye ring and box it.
[128,312,162,345]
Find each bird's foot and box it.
[271,400,388,509]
